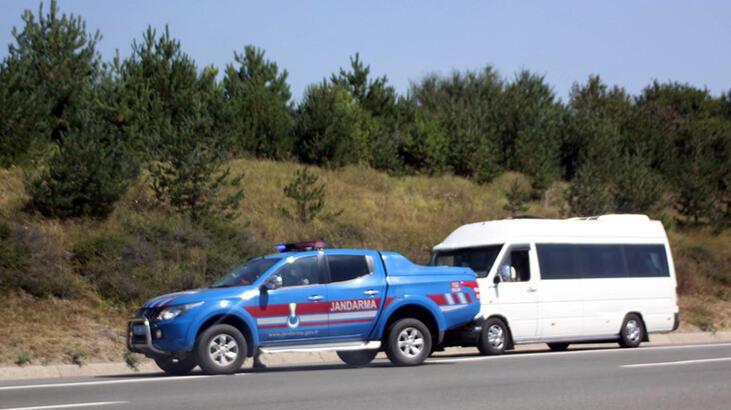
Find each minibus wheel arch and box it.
[484,315,514,349]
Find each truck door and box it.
[492,244,539,341]
[325,251,387,340]
[254,254,330,344]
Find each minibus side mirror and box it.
[498,265,514,283]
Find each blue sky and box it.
[1,0,729,102]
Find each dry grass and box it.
[0,292,130,366]
[0,158,729,365]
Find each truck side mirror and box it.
[262,274,283,291]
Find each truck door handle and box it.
[308,295,324,301]
[363,290,379,296]
[527,287,537,293]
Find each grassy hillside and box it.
[1,159,729,366]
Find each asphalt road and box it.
[1,343,731,410]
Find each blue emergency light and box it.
[274,241,328,253]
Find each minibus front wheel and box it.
[478,317,510,355]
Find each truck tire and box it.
[619,314,645,348]
[547,342,570,352]
[154,355,196,376]
[385,318,432,366]
[477,317,509,355]
[195,324,247,375]
[337,350,378,366]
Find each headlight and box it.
[156,302,204,321]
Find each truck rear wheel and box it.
[195,324,247,375]
[154,355,196,376]
[337,350,378,366]
[385,318,432,366]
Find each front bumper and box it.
[127,318,169,356]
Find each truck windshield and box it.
[210,257,279,288]
[430,245,503,278]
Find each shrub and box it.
[124,351,140,371]
[68,349,88,366]
[15,351,31,366]
[72,216,268,304]
[0,220,80,298]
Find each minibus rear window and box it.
[430,245,503,278]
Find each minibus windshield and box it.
[430,245,503,278]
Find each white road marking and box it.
[621,356,731,368]
[0,374,241,391]
[427,342,731,364]
[0,401,127,410]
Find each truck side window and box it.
[328,255,371,283]
[500,248,531,282]
[276,256,324,287]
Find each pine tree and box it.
[613,154,664,214]
[223,45,294,158]
[121,25,201,158]
[0,57,48,166]
[26,114,134,218]
[407,67,504,181]
[503,178,530,217]
[149,98,243,222]
[283,168,326,223]
[504,71,562,190]
[8,0,101,144]
[294,81,372,167]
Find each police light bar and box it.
[274,241,328,253]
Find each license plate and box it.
[132,324,147,336]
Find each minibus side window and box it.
[624,245,669,277]
[498,247,531,282]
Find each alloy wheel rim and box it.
[208,334,239,367]
[487,324,505,349]
[625,320,641,343]
[397,327,425,358]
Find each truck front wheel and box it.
[195,324,247,375]
[385,318,432,366]
[337,350,378,366]
[154,355,196,376]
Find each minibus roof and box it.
[433,214,668,251]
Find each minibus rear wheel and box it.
[619,314,645,348]
[478,318,509,355]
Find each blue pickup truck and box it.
[128,242,481,375]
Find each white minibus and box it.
[431,214,679,354]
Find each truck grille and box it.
[136,307,162,321]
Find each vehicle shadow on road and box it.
[100,346,623,379]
